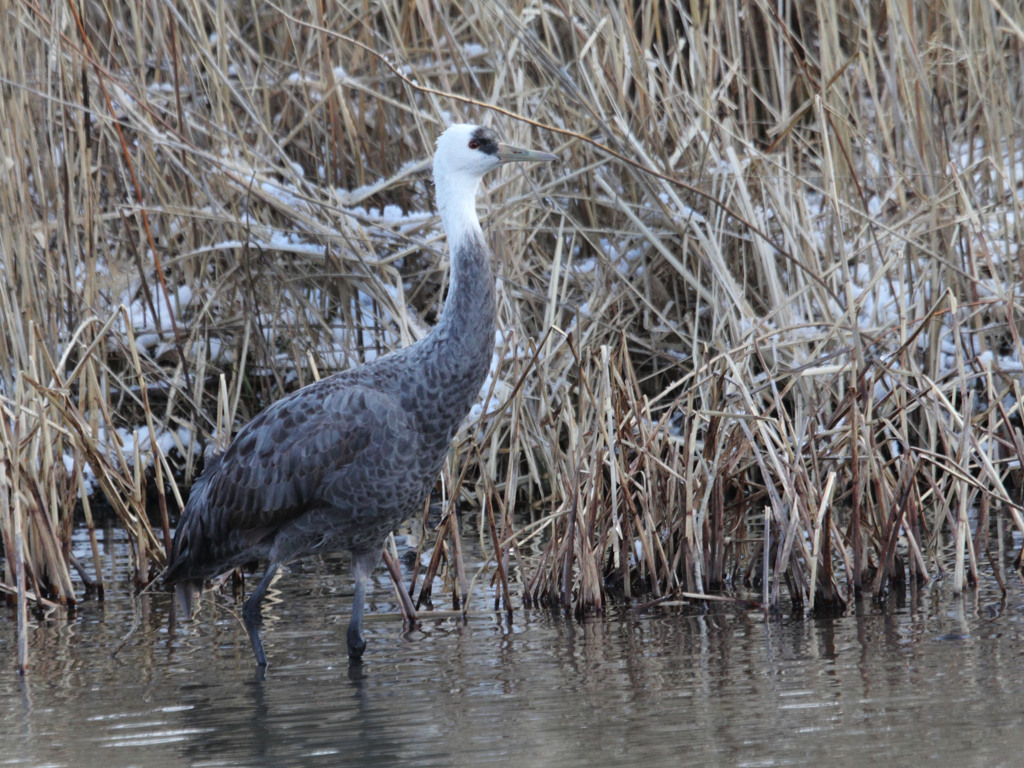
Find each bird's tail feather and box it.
[174,580,201,618]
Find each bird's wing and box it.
[210,380,398,530]
[167,379,407,579]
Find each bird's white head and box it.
[433,124,557,247]
[434,124,503,183]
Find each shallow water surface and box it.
[2,553,1023,768]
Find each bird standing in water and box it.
[164,124,557,669]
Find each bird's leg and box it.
[242,563,279,669]
[347,552,374,660]
[381,546,419,626]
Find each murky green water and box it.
[2,541,1023,768]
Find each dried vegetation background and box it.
[2,0,1024,657]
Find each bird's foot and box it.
[348,641,366,662]
[347,626,366,661]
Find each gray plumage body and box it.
[166,237,493,586]
[164,124,556,668]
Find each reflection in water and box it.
[1,552,1023,768]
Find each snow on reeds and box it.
[2,1,1023,670]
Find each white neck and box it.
[435,169,484,253]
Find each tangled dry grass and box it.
[2,0,1024,671]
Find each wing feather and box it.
[166,376,408,581]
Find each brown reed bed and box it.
[2,1,1023,672]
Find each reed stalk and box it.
[2,1,1023,669]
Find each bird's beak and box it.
[495,142,559,165]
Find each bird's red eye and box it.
[468,139,480,150]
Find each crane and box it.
[164,124,558,669]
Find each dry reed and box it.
[2,1,1023,672]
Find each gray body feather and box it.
[165,234,494,589]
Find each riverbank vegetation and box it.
[2,0,1023,671]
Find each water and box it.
[2,549,1023,767]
